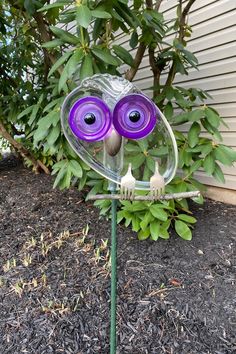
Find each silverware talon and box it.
[120,163,136,200]
[150,161,165,201]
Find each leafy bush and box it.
[0,0,236,240]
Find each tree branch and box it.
[0,121,50,174]
[87,191,200,201]
[33,12,63,76]
[125,42,146,82]
[164,0,196,89]
[146,0,153,9]
[179,0,195,41]
[148,47,161,99]
[155,0,163,11]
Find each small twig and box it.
[87,191,200,201]
[163,0,196,91]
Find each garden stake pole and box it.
[110,189,118,354]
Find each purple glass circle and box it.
[113,94,158,140]
[68,96,112,142]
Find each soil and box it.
[0,161,236,354]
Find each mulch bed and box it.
[0,161,236,354]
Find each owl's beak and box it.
[104,128,122,157]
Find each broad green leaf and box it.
[214,146,233,166]
[92,47,120,66]
[91,10,111,19]
[24,0,36,15]
[92,18,104,41]
[150,205,168,221]
[175,181,187,193]
[188,109,204,122]
[175,220,192,240]
[137,139,148,152]
[125,143,141,153]
[76,5,92,28]
[188,178,207,192]
[52,159,67,174]
[182,150,192,166]
[127,154,145,169]
[125,215,132,227]
[189,160,202,174]
[159,225,170,239]
[38,111,59,130]
[48,51,72,77]
[38,2,67,12]
[68,159,83,178]
[112,45,134,67]
[177,214,197,224]
[53,163,67,188]
[203,153,215,175]
[213,163,225,184]
[188,122,201,148]
[146,156,155,172]
[131,215,140,232]
[86,181,103,200]
[33,126,48,145]
[140,212,153,230]
[50,26,79,45]
[164,102,173,119]
[138,229,150,240]
[201,144,213,155]
[182,49,198,68]
[80,55,94,80]
[130,31,138,49]
[58,48,84,92]
[149,146,168,157]
[42,39,63,48]
[17,106,33,120]
[150,221,160,241]
[205,107,220,128]
[47,125,61,146]
[43,98,63,113]
[117,210,126,223]
[218,145,236,162]
[60,169,72,189]
[172,112,188,125]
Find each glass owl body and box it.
[61,74,178,190]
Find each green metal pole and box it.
[110,195,118,354]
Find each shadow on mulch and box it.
[0,163,236,354]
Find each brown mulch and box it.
[0,161,236,354]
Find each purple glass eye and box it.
[113,94,158,140]
[68,96,112,142]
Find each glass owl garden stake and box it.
[61,74,178,199]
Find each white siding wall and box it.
[132,0,236,189]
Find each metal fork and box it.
[120,163,136,200]
[150,161,165,200]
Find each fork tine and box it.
[125,187,128,200]
[130,188,134,200]
[151,188,154,200]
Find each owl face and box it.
[68,93,157,142]
[61,74,178,190]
